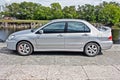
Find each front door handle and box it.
[82,34,89,36]
[57,34,63,37]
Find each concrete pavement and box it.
[0,65,120,80]
[0,43,120,80]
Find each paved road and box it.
[0,43,120,80]
[0,43,120,65]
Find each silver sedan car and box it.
[6,19,113,57]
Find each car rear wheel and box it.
[17,41,33,56]
[84,42,101,57]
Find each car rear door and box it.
[64,21,91,50]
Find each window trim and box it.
[65,21,91,33]
[37,22,67,34]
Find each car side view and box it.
[6,19,113,57]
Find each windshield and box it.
[31,23,47,32]
[31,28,39,32]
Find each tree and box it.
[3,2,40,19]
[98,3,120,26]
[4,3,20,17]
[33,6,52,20]
[18,2,39,19]
[2,1,120,25]
[63,6,78,18]
[50,3,63,19]
[78,4,96,22]
[0,12,2,19]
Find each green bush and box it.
[114,23,120,28]
[112,29,120,41]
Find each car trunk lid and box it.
[97,26,112,41]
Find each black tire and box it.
[84,42,101,57]
[17,41,33,56]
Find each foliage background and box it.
[1,1,120,28]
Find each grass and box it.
[112,26,120,30]
[0,20,49,23]
[0,20,50,29]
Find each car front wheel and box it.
[17,41,33,56]
[84,42,101,57]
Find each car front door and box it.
[36,22,66,50]
[64,21,91,50]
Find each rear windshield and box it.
[97,27,109,32]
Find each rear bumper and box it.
[6,40,17,50]
[100,41,113,50]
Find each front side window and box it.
[67,22,90,33]
[42,22,65,33]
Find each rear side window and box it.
[67,22,90,33]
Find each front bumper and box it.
[100,41,113,50]
[6,39,17,50]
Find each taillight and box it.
[108,36,112,40]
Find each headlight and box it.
[8,35,15,40]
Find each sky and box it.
[0,0,120,7]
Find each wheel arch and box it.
[16,40,34,51]
[84,41,101,51]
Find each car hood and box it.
[12,29,32,36]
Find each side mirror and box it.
[31,28,34,32]
[39,30,43,34]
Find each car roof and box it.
[51,19,87,23]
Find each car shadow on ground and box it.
[33,51,85,56]
[0,47,103,57]
[0,47,17,55]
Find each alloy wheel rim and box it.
[86,44,98,55]
[18,43,30,54]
